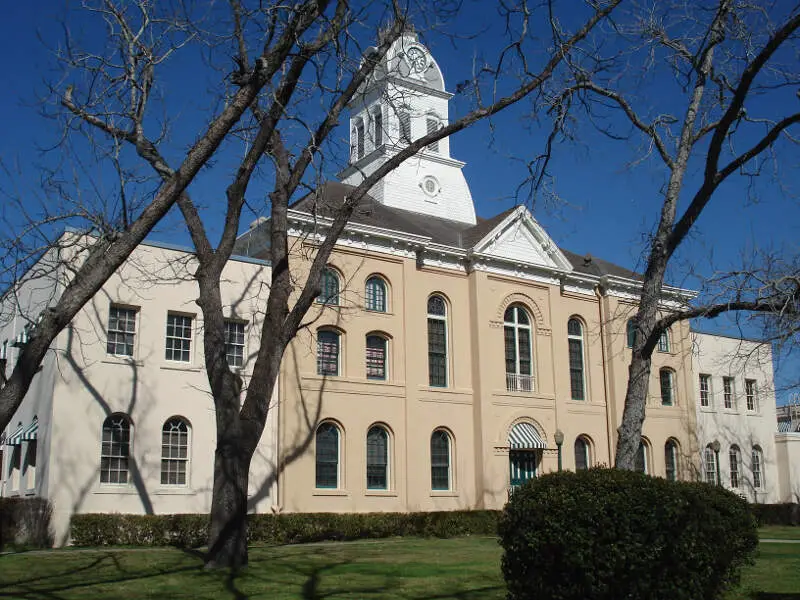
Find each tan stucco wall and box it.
[775,433,800,502]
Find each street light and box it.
[554,429,565,472]
[711,439,721,486]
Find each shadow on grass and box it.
[751,595,800,599]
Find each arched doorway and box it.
[508,422,545,489]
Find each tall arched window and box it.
[634,439,649,474]
[365,276,387,312]
[427,295,448,387]
[665,439,679,481]
[100,414,132,484]
[366,334,388,380]
[704,445,717,484]
[318,267,340,305]
[626,318,637,348]
[729,445,741,489]
[430,429,452,490]
[574,436,591,471]
[504,305,533,392]
[366,426,389,490]
[567,318,586,401]
[752,445,763,489]
[316,423,340,489]
[660,368,676,406]
[161,417,189,486]
[317,329,341,376]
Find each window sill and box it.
[312,489,349,497]
[700,406,716,413]
[430,490,458,497]
[154,487,196,495]
[364,309,393,316]
[102,357,144,367]
[365,490,397,497]
[94,485,139,495]
[160,363,202,373]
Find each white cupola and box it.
[338,31,476,225]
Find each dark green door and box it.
[509,450,539,488]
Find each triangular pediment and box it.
[472,206,573,271]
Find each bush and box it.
[0,497,54,550]
[751,502,800,527]
[70,510,499,547]
[498,468,758,600]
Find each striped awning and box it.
[22,419,38,441]
[509,422,547,449]
[5,424,24,446]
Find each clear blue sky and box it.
[1,1,798,402]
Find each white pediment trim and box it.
[471,206,573,272]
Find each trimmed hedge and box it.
[499,468,758,600]
[0,497,54,550]
[751,502,800,526]
[70,510,500,547]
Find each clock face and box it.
[406,47,427,73]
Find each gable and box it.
[471,207,573,271]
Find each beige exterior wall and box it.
[1,241,278,544]
[775,433,800,502]
[274,238,698,514]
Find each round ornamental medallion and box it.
[406,47,427,73]
[420,175,441,198]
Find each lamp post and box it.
[711,439,721,486]
[554,429,564,472]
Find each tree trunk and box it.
[206,434,251,569]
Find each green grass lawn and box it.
[1,534,799,599]
[758,525,800,540]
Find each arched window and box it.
[657,328,671,353]
[161,417,189,486]
[729,445,741,489]
[574,436,591,471]
[752,445,763,489]
[318,267,340,305]
[316,423,340,489]
[430,429,452,490]
[317,329,341,376]
[665,439,679,481]
[504,305,533,392]
[366,426,389,490]
[567,318,586,401]
[634,439,649,474]
[100,414,132,484]
[660,368,676,406]
[626,318,637,348]
[427,295,448,387]
[365,276,387,312]
[704,445,717,484]
[366,334,388,380]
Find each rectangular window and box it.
[745,379,757,411]
[730,449,740,489]
[427,319,447,387]
[660,370,674,406]
[224,320,245,368]
[366,336,387,380]
[723,377,734,409]
[356,121,365,159]
[657,331,670,353]
[704,448,717,485]
[426,118,439,152]
[165,313,193,362]
[568,339,585,401]
[317,331,340,376]
[752,449,762,489]
[373,111,383,147]
[107,305,137,357]
[399,110,411,143]
[699,374,711,408]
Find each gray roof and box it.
[241,181,642,278]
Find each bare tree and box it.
[2,0,623,567]
[543,0,800,469]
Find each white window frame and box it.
[660,368,675,406]
[504,305,534,392]
[100,414,132,485]
[317,329,341,377]
[704,446,717,484]
[699,374,711,408]
[729,445,741,489]
[745,379,758,412]
[160,417,190,486]
[752,446,763,489]
[723,376,735,409]
[427,295,448,388]
[165,312,193,363]
[567,318,586,401]
[224,319,246,368]
[107,305,138,358]
[657,329,670,353]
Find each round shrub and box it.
[498,468,758,600]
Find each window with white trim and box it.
[665,439,679,481]
[723,377,734,409]
[318,268,340,305]
[161,417,189,486]
[427,295,448,387]
[315,422,340,489]
[729,445,741,489]
[574,436,590,471]
[100,414,131,484]
[745,379,757,412]
[660,368,675,406]
[567,318,586,401]
[317,330,341,376]
[366,334,387,380]
[752,446,763,489]
[504,305,533,392]
[365,276,387,312]
[165,313,192,362]
[657,329,670,353]
[430,429,452,490]
[699,374,711,408]
[224,320,245,368]
[107,305,137,357]
[634,440,649,474]
[704,445,717,484]
[366,425,389,490]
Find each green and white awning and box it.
[5,424,24,446]
[508,422,547,449]
[22,419,38,441]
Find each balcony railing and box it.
[506,372,535,393]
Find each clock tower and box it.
[339,32,477,225]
